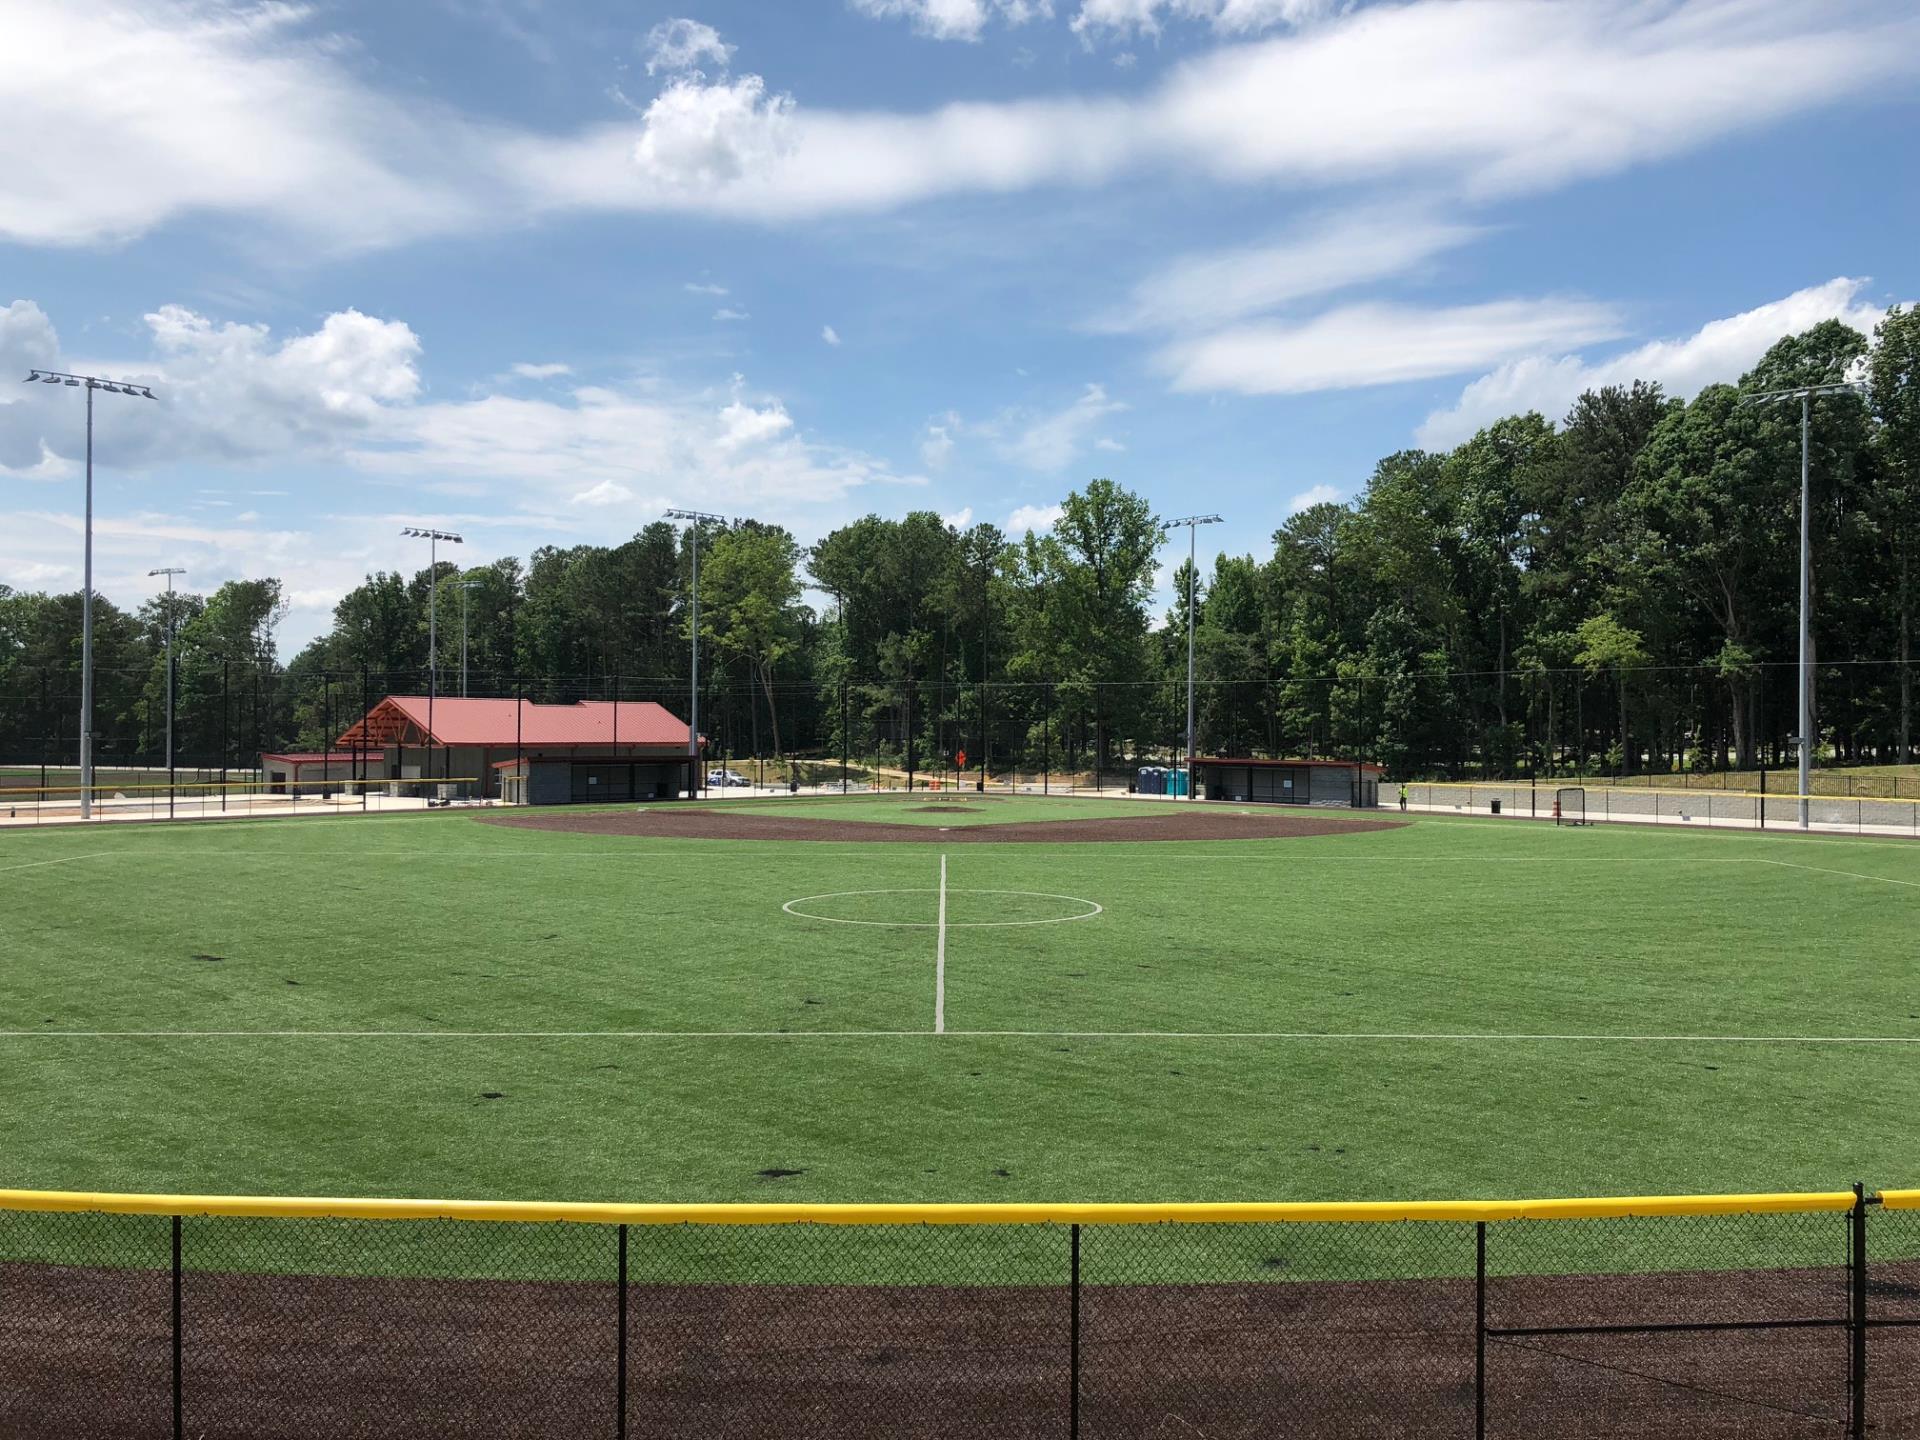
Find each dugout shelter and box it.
[1192,757,1382,808]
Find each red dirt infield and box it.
[480,802,1406,844]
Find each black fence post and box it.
[1851,1183,1867,1440]
[1069,1223,1081,1440]
[171,1214,183,1440]
[1475,1221,1487,1440]
[617,1223,629,1440]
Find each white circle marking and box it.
[781,888,1103,928]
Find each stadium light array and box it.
[24,369,159,818]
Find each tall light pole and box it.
[456,580,481,698]
[1745,381,1866,830]
[147,567,186,812]
[666,510,725,796]
[401,527,463,779]
[26,369,158,818]
[1166,514,1221,799]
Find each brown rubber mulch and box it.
[5,1258,1911,1438]
[480,804,1406,844]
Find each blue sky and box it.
[3,0,1917,649]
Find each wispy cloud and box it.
[1096,206,1483,334]
[9,1,1916,247]
[1416,278,1891,447]
[1162,298,1625,396]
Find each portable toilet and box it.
[1167,768,1188,798]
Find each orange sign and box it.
[956,750,968,769]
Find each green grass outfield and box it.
[4,798,1918,1217]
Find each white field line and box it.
[0,853,113,875]
[935,853,948,1035]
[4,1028,1920,1043]
[1751,859,1920,890]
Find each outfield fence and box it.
[0,777,483,827]
[1400,780,1920,837]
[4,1186,1920,1438]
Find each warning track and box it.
[480,805,1406,844]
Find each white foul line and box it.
[1752,859,1920,890]
[5,1029,1920,1043]
[934,852,948,1034]
[0,853,112,876]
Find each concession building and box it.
[319,696,701,804]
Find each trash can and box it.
[1490,799,1502,814]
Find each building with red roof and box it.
[308,696,702,803]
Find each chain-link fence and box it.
[4,1188,1918,1438]
[1401,781,1920,838]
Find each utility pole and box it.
[1745,379,1867,830]
[666,510,725,797]
[1166,515,1222,799]
[26,369,157,817]
[148,567,186,819]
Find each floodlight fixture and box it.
[1742,377,1870,829]
[22,369,162,817]
[400,526,466,767]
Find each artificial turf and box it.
[3,800,1918,1214]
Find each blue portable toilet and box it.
[1136,766,1163,795]
[1167,768,1188,798]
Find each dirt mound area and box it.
[909,804,980,814]
[482,804,1405,844]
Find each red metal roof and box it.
[336,697,695,749]
[260,751,372,764]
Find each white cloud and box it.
[630,74,798,192]
[2,302,423,473]
[1071,0,1334,42]
[10,1,1917,245]
[1416,278,1890,448]
[821,324,842,346]
[573,479,635,506]
[1,299,912,598]
[852,0,1053,42]
[713,307,750,321]
[1094,437,1125,452]
[683,281,729,295]
[997,383,1128,471]
[1097,206,1483,334]
[1162,298,1625,396]
[510,362,572,380]
[942,506,974,529]
[644,17,734,75]
[921,416,959,469]
[1285,482,1341,514]
[1006,502,1065,534]
[0,1,481,249]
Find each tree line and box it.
[2,308,1915,780]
